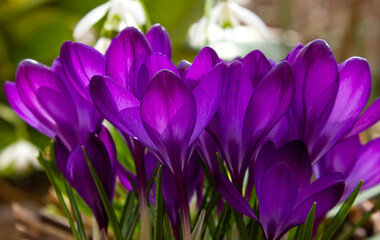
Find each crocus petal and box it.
[243,61,295,160]
[177,60,191,79]
[293,40,339,145]
[37,87,79,149]
[344,97,380,138]
[314,135,361,179]
[116,161,134,192]
[278,141,312,189]
[136,53,179,99]
[253,141,280,191]
[258,162,298,240]
[184,47,220,90]
[15,60,64,130]
[98,126,117,168]
[285,43,303,65]
[215,172,257,220]
[284,173,344,230]
[311,57,371,160]
[60,41,106,101]
[295,172,344,208]
[4,82,54,138]
[140,70,196,172]
[241,50,272,88]
[344,138,380,198]
[190,62,226,144]
[90,76,156,149]
[145,24,172,58]
[214,61,253,182]
[106,27,152,91]
[196,130,221,180]
[162,166,180,239]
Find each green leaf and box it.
[191,209,206,240]
[216,152,228,176]
[342,195,380,240]
[213,204,231,240]
[83,146,123,239]
[64,180,87,240]
[107,124,136,174]
[124,205,140,240]
[120,192,135,236]
[154,166,163,240]
[232,209,249,239]
[145,162,160,195]
[295,202,316,240]
[37,151,81,240]
[321,180,363,240]
[163,211,173,240]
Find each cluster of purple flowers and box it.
[5,24,380,239]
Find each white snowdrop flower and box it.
[0,140,40,174]
[74,0,146,48]
[188,0,279,60]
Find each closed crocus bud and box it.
[55,127,116,231]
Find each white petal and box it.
[94,37,112,54]
[118,0,146,25]
[0,140,40,173]
[228,1,271,40]
[74,2,112,40]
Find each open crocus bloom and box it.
[270,39,380,163]
[4,41,105,150]
[90,25,226,237]
[217,141,345,240]
[4,41,118,230]
[198,51,295,191]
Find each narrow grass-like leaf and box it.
[296,202,316,240]
[321,180,363,240]
[145,162,160,195]
[213,204,231,240]
[232,209,249,239]
[163,211,173,240]
[154,166,163,240]
[125,205,140,240]
[191,209,206,240]
[216,152,227,176]
[37,152,80,240]
[197,154,213,186]
[342,196,380,240]
[120,192,134,235]
[64,180,87,239]
[83,146,123,240]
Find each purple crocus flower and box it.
[95,24,174,236]
[4,42,117,230]
[4,41,105,150]
[315,135,380,199]
[270,39,380,163]
[90,26,226,238]
[55,128,116,231]
[217,141,345,240]
[200,51,295,191]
